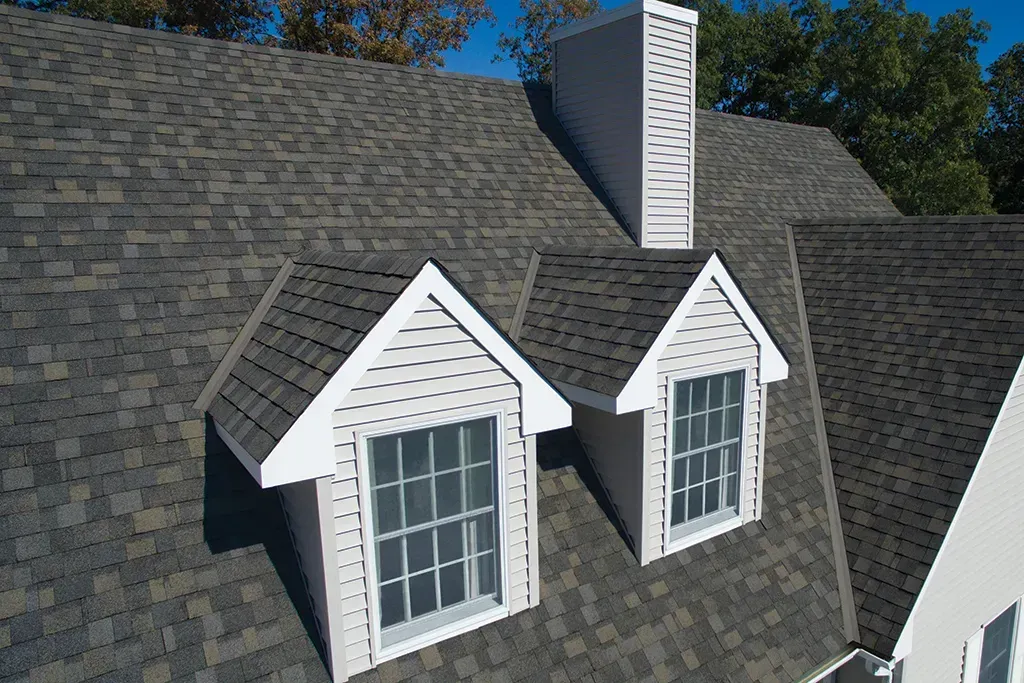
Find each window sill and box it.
[376,602,509,664]
[664,513,743,556]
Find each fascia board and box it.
[251,262,571,488]
[890,352,1024,662]
[616,253,790,412]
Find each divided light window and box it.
[368,416,502,648]
[979,602,1019,683]
[668,370,744,543]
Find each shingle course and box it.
[792,215,1024,656]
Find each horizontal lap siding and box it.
[554,14,644,236]
[332,296,529,675]
[643,14,695,249]
[907,364,1024,683]
[279,479,330,660]
[649,281,760,560]
[573,403,645,552]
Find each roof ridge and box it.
[789,214,1024,227]
[0,3,533,90]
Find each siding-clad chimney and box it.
[551,0,698,249]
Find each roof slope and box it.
[1,5,899,682]
[209,251,431,462]
[791,215,1024,656]
[517,246,713,395]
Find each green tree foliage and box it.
[493,0,600,83]
[980,43,1024,214]
[277,0,494,68]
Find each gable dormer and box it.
[551,0,698,248]
[196,252,570,680]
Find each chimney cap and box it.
[550,0,698,43]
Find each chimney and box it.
[551,0,698,249]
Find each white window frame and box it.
[356,408,511,664]
[663,362,753,555]
[966,597,1024,683]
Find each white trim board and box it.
[222,260,572,489]
[891,352,1024,662]
[563,253,790,415]
[550,0,698,42]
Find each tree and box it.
[277,0,494,68]
[980,43,1024,214]
[493,0,600,83]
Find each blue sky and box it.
[440,0,1022,80]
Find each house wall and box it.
[649,279,761,560]
[331,295,531,675]
[643,13,696,249]
[573,404,645,554]
[900,359,1024,683]
[553,13,644,239]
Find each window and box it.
[980,602,1019,683]
[367,416,502,649]
[668,370,745,544]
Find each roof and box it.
[1,5,900,682]
[517,246,714,395]
[791,215,1024,657]
[208,251,431,463]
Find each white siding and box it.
[644,13,695,249]
[553,14,645,237]
[648,279,761,560]
[279,480,333,669]
[332,296,531,675]
[900,359,1024,683]
[573,404,646,553]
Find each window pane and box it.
[401,429,431,478]
[707,409,724,444]
[408,571,437,619]
[691,415,707,450]
[672,456,687,493]
[374,486,402,534]
[465,419,492,464]
[404,479,433,527]
[435,471,462,519]
[671,492,687,526]
[688,452,705,486]
[473,552,496,597]
[466,463,492,511]
[439,563,466,608]
[471,512,494,553]
[406,529,434,574]
[674,381,691,417]
[724,443,740,474]
[378,538,403,582]
[724,406,741,440]
[432,424,461,472]
[725,371,742,404]
[380,582,405,628]
[706,448,721,479]
[705,479,721,515]
[709,375,725,409]
[370,435,399,486]
[686,487,703,520]
[725,474,739,508]
[980,603,1018,683]
[673,418,689,455]
[691,377,709,412]
[437,520,464,564]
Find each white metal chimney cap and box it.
[550,0,698,42]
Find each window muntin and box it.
[368,416,502,647]
[980,602,1019,683]
[669,370,744,540]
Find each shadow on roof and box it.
[201,416,328,671]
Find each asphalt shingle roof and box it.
[791,215,1024,657]
[517,246,714,395]
[1,5,899,682]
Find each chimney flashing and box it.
[550,0,697,43]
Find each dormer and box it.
[514,247,788,564]
[196,251,571,680]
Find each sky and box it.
[440,0,1023,81]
